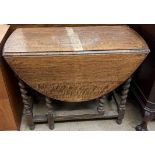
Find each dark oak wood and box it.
[1,25,150,130]
[18,80,34,130]
[0,25,23,130]
[33,109,118,122]
[116,77,132,124]
[45,97,54,130]
[3,25,149,102]
[21,87,130,130]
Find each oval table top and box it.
[3,25,150,102]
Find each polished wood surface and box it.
[0,25,23,130]
[4,25,148,54]
[3,25,149,102]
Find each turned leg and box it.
[117,77,132,124]
[97,95,106,114]
[45,97,54,130]
[19,80,35,130]
[135,110,153,131]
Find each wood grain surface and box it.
[0,25,17,130]
[3,25,149,102]
[0,25,23,130]
[3,25,148,54]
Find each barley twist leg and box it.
[19,80,35,130]
[117,77,132,124]
[97,95,106,114]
